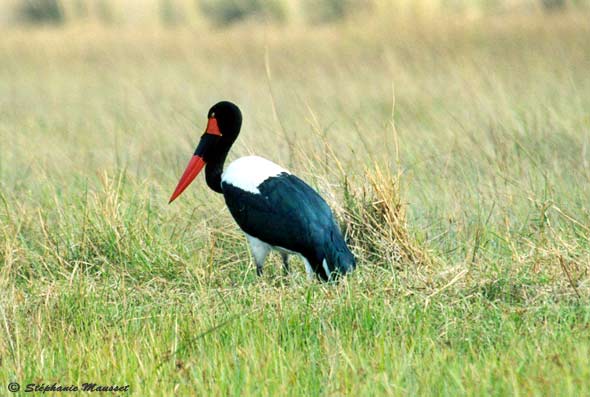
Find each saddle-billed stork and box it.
[169,101,355,281]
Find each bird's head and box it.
[169,101,242,203]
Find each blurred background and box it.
[0,0,588,27]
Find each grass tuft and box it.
[342,166,431,269]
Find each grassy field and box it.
[1,11,590,396]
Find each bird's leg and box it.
[302,258,315,281]
[245,234,271,277]
[280,253,290,275]
[256,262,264,276]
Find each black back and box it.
[221,173,355,280]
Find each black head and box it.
[207,101,242,143]
[168,101,242,203]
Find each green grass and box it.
[1,12,590,396]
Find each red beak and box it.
[168,155,206,203]
[169,117,221,204]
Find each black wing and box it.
[221,173,340,265]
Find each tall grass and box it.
[0,10,589,396]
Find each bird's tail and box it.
[324,230,356,279]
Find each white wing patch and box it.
[322,258,332,280]
[222,155,289,194]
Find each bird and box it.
[168,101,355,281]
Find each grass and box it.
[1,11,590,396]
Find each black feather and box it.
[221,173,355,281]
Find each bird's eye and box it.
[210,112,215,118]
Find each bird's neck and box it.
[205,143,231,194]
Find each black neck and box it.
[204,143,232,194]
